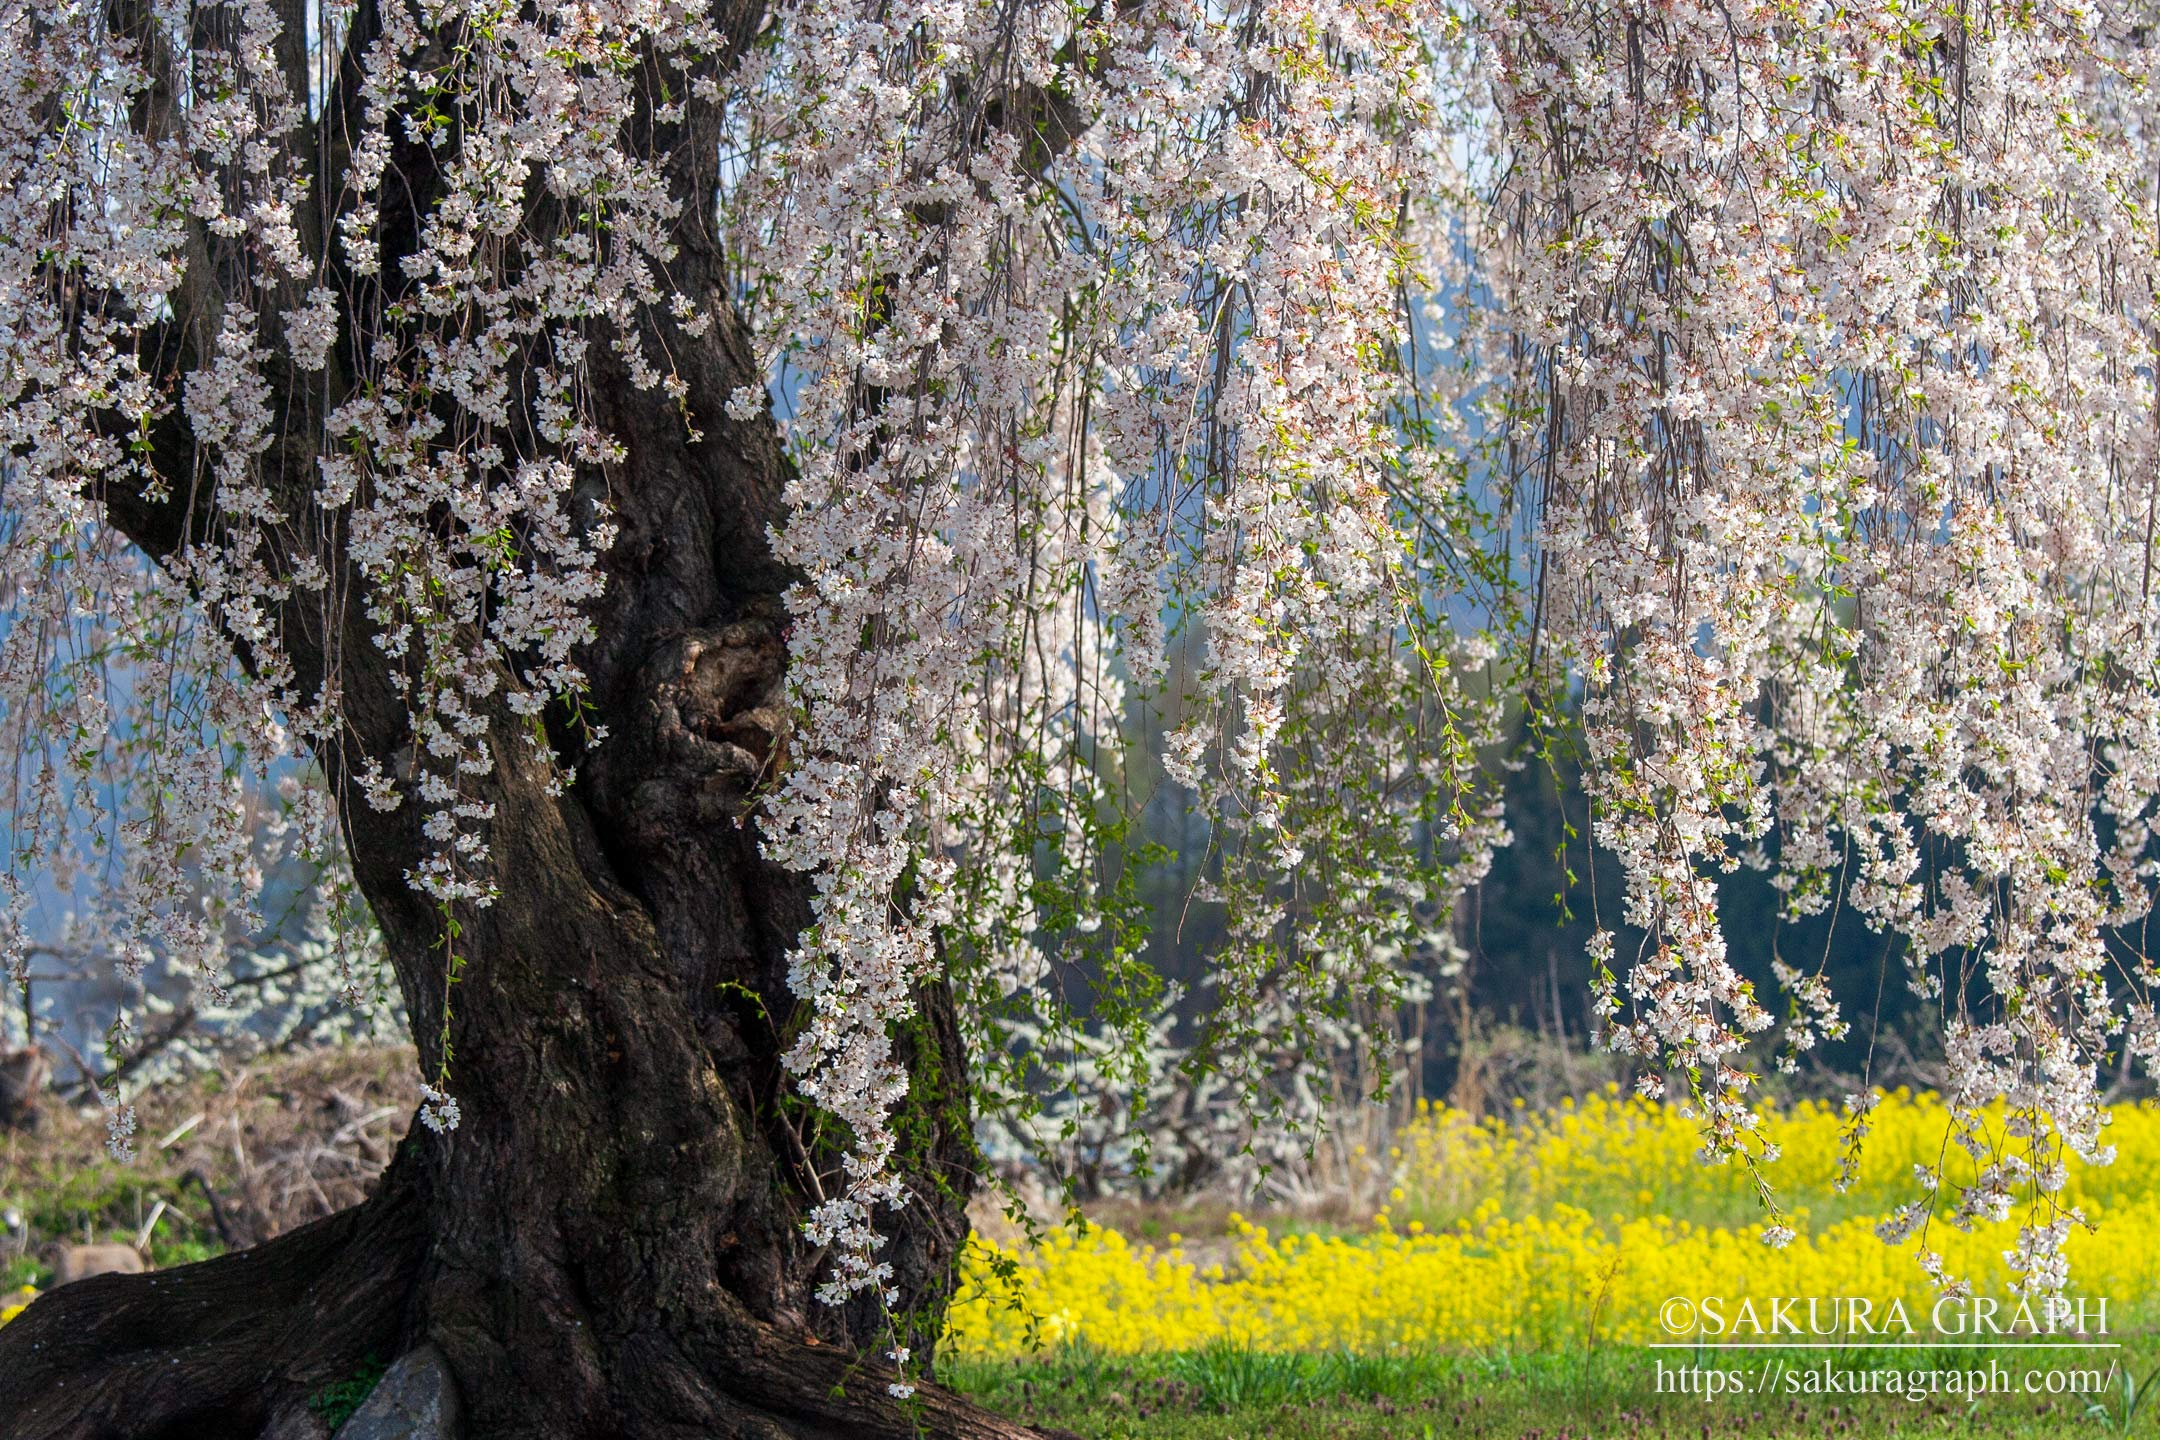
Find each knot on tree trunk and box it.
[641,618,789,823]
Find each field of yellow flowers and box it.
[9,1081,2157,1388]
[943,1088,2160,1359]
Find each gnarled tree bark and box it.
[0,2,1054,1435]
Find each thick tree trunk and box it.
[0,976,1022,1440]
[0,534,1031,1439]
[0,5,1049,1431]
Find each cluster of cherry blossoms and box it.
[722,0,1503,1331]
[2,0,726,1128]
[1479,0,2159,1291]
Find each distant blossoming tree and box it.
[0,0,2154,1433]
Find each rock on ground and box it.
[334,1344,461,1440]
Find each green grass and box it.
[308,1352,389,1429]
[944,1344,2160,1438]
[0,1155,227,1283]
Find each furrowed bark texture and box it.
[0,3,1039,1436]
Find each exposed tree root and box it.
[0,1152,428,1440]
[0,1144,1063,1440]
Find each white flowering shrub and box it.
[980,973,1435,1213]
[117,896,402,1091]
[1,0,2156,1318]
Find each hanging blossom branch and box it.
[2,0,736,1139]
[721,0,1498,1310]
[1478,0,2159,1291]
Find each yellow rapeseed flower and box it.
[943,1091,2160,1359]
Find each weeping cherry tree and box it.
[1,0,2156,1434]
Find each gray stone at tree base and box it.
[333,1344,461,1440]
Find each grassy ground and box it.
[945,1344,2158,1439]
